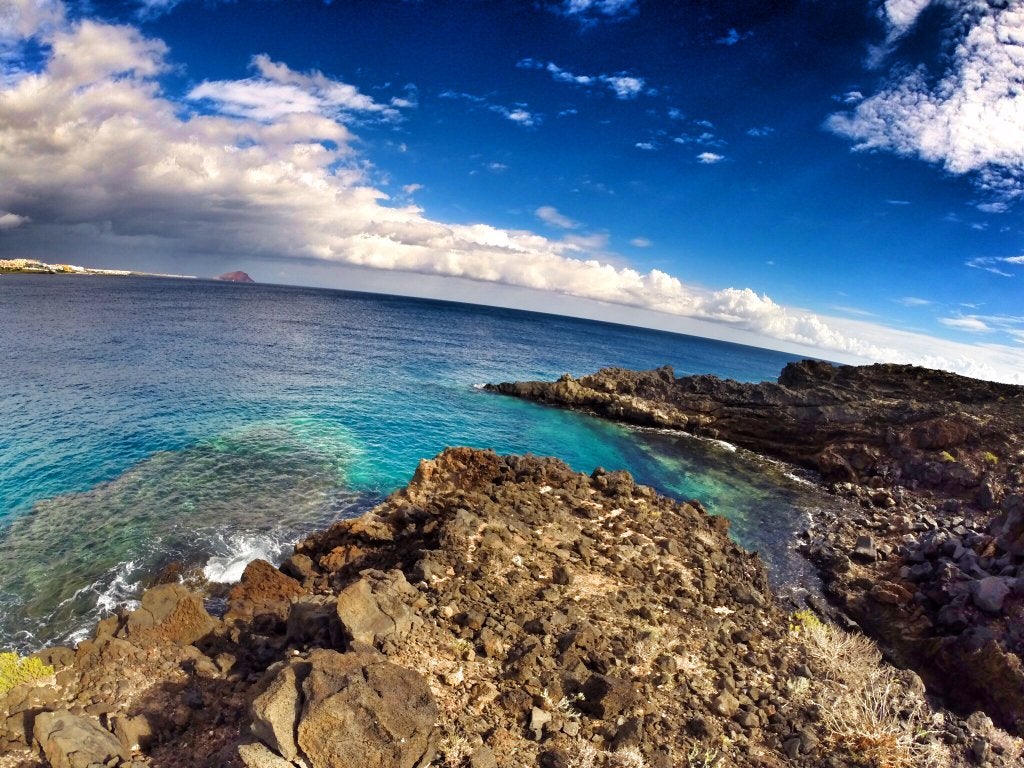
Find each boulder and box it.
[238,740,297,768]
[121,583,218,645]
[578,674,635,720]
[33,710,127,768]
[296,648,437,768]
[972,577,1011,614]
[251,659,312,762]
[335,569,422,646]
[226,559,305,629]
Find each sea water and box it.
[0,276,829,650]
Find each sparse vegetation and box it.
[567,742,647,768]
[938,450,956,463]
[686,745,720,767]
[799,620,946,768]
[982,451,999,465]
[0,651,54,695]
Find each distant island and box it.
[0,258,193,279]
[216,270,255,283]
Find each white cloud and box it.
[487,162,508,172]
[601,73,644,99]
[940,316,991,332]
[715,28,752,46]
[881,0,933,39]
[401,183,423,194]
[134,0,182,18]
[697,152,724,164]
[0,211,27,229]
[966,255,1024,276]
[556,0,637,20]
[635,141,655,150]
[630,237,651,248]
[189,54,405,123]
[3,7,1024,383]
[535,206,579,229]
[494,105,536,126]
[746,126,774,137]
[899,296,932,306]
[0,0,63,42]
[518,58,646,100]
[886,199,911,205]
[441,89,538,127]
[828,1,1024,202]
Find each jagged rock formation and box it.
[488,362,1024,734]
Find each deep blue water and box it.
[0,276,827,650]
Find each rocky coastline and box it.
[5,446,1017,767]
[2,359,1023,767]
[487,361,1024,740]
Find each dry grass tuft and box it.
[566,741,647,768]
[798,618,948,768]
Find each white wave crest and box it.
[202,532,291,583]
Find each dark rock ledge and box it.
[487,360,1024,737]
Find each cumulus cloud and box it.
[517,58,646,100]
[746,126,774,137]
[697,152,725,164]
[0,0,63,42]
[828,1,1024,202]
[0,211,27,229]
[535,206,579,229]
[2,6,1024,383]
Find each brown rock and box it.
[578,674,635,720]
[335,569,422,646]
[33,710,128,768]
[296,649,438,768]
[225,559,306,629]
[251,659,312,762]
[121,583,219,645]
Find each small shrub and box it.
[798,623,945,768]
[0,651,54,695]
[982,451,999,465]
[788,609,822,636]
[938,451,956,463]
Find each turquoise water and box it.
[0,276,827,650]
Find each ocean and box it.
[0,275,831,651]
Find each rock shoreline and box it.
[5,446,1016,767]
[487,360,1024,737]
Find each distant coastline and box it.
[0,258,195,280]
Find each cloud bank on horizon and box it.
[1,0,1023,383]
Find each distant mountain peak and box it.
[216,271,255,283]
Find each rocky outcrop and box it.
[489,362,1024,736]
[487,361,1024,495]
[0,448,1015,767]
[216,271,255,283]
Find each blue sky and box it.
[1,0,1023,381]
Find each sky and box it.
[1,0,1024,382]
